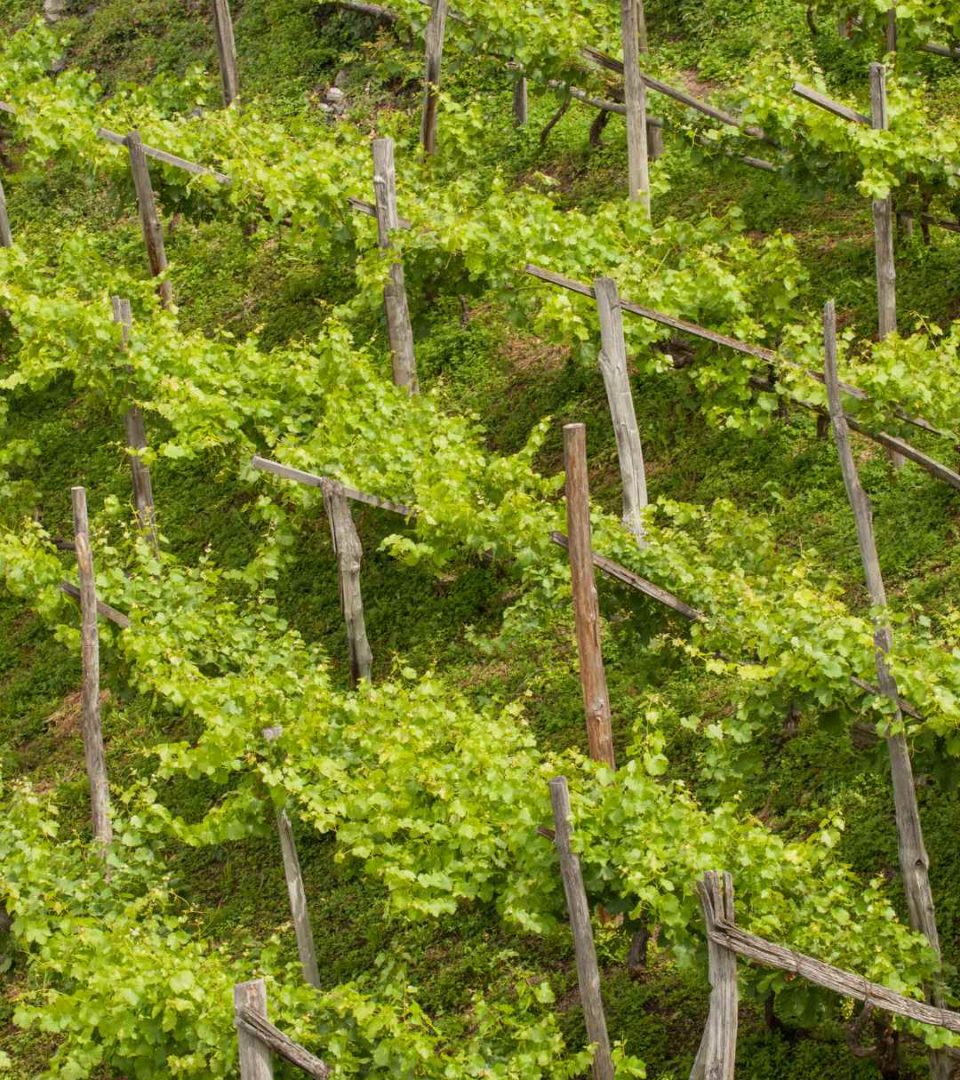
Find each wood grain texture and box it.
[233,981,275,1080]
[620,0,650,208]
[323,488,373,686]
[276,809,321,988]
[212,0,240,106]
[420,0,448,154]
[125,131,173,308]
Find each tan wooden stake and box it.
[212,0,240,107]
[549,776,614,1080]
[513,76,529,126]
[824,300,949,1080]
[594,277,647,539]
[636,0,649,52]
[125,130,173,309]
[646,118,664,161]
[111,297,158,549]
[234,980,275,1080]
[620,0,650,210]
[563,424,616,768]
[690,872,738,1080]
[372,138,419,393]
[71,487,112,850]
[276,809,322,988]
[885,5,897,54]
[0,177,12,248]
[420,0,448,154]
[324,486,373,686]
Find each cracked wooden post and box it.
[0,176,12,247]
[277,810,321,988]
[824,299,950,1080]
[234,979,274,1080]
[594,277,647,540]
[690,872,738,1080]
[513,76,528,126]
[212,0,240,107]
[111,297,158,550]
[71,487,112,851]
[420,0,448,154]
[549,776,614,1080]
[621,0,650,210]
[323,485,373,687]
[372,138,418,393]
[125,130,173,309]
[563,424,616,768]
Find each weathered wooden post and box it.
[513,76,529,126]
[885,5,897,54]
[111,297,158,549]
[563,424,616,768]
[234,980,274,1080]
[690,872,738,1080]
[71,487,112,850]
[372,138,419,393]
[0,177,12,248]
[276,809,322,988]
[636,0,648,52]
[212,0,240,107]
[420,0,449,154]
[594,277,647,539]
[824,300,949,1080]
[549,776,614,1080]
[620,0,650,210]
[125,130,173,309]
[323,484,373,686]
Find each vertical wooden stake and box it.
[0,177,12,248]
[549,777,614,1080]
[323,486,373,687]
[71,487,113,850]
[646,118,664,161]
[125,131,173,309]
[420,0,448,155]
[111,297,159,549]
[621,0,650,210]
[563,424,616,768]
[690,872,738,1080]
[513,76,529,126]
[636,0,649,52]
[594,277,647,539]
[885,5,897,54]
[276,809,322,988]
[212,0,240,107]
[823,300,949,1080]
[372,138,419,393]
[234,980,274,1080]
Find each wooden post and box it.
[71,487,112,850]
[885,5,897,54]
[276,809,322,988]
[549,777,614,1080]
[234,979,274,1080]
[372,138,419,393]
[636,0,648,52]
[420,0,448,154]
[563,424,616,768]
[0,177,12,248]
[823,300,949,1080]
[646,118,664,161]
[111,298,158,549]
[620,0,650,210]
[323,486,373,687]
[212,0,240,107]
[594,277,647,539]
[690,872,738,1080]
[513,76,528,126]
[125,131,173,309]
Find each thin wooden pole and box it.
[234,979,275,1080]
[125,130,173,309]
[646,118,664,160]
[513,76,529,126]
[636,0,648,52]
[323,487,373,687]
[71,487,112,850]
[549,776,614,1080]
[420,0,448,154]
[563,424,616,768]
[885,5,897,54]
[372,138,419,393]
[212,0,240,107]
[276,809,321,988]
[620,0,650,209]
[594,277,647,539]
[111,298,158,549]
[823,300,949,1080]
[0,176,12,248]
[690,872,738,1080]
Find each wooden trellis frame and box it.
[234,980,330,1079]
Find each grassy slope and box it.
[3,0,960,1076]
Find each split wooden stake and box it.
[0,176,12,247]
[563,424,616,768]
[71,487,112,850]
[323,486,373,686]
[212,0,240,107]
[620,0,650,209]
[372,138,419,393]
[234,980,275,1080]
[690,872,737,1080]
[594,277,647,539]
[420,0,449,154]
[125,130,173,309]
[276,809,322,988]
[513,76,529,126]
[549,776,614,1080]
